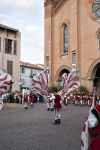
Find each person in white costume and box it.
[0,95,3,110]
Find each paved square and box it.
[0,103,89,150]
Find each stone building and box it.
[44,0,100,92]
[0,24,21,91]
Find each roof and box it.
[36,64,45,69]
[0,24,19,32]
[20,61,44,70]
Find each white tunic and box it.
[88,112,98,128]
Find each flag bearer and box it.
[49,93,54,111]
[53,94,62,124]
[0,94,3,110]
[24,92,29,109]
[29,93,35,107]
[63,94,68,106]
[46,94,51,111]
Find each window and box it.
[0,37,1,52]
[45,56,49,66]
[98,32,100,50]
[5,38,12,54]
[13,40,17,55]
[63,25,68,53]
[7,60,13,76]
[21,68,25,74]
[72,53,76,63]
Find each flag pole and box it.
[90,86,96,112]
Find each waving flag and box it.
[81,116,91,150]
[32,70,48,96]
[62,73,68,92]
[0,69,13,93]
[62,70,80,94]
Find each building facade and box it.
[20,61,44,92]
[44,0,100,92]
[0,24,21,91]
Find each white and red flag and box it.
[32,70,49,97]
[81,116,91,150]
[62,73,68,92]
[0,69,13,110]
[62,70,80,95]
[0,69,13,93]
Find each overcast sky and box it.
[0,0,44,64]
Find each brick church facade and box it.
[44,0,100,92]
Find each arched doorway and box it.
[58,69,69,81]
[87,59,100,92]
[55,68,70,88]
[94,63,100,94]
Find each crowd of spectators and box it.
[2,90,44,104]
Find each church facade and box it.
[44,0,100,92]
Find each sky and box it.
[0,0,44,64]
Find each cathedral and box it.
[44,0,100,93]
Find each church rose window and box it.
[92,0,100,18]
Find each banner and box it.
[0,69,13,93]
[32,70,48,96]
[62,70,80,95]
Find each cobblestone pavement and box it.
[0,103,89,150]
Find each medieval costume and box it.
[53,94,62,124]
[63,94,68,106]
[30,94,35,107]
[0,95,3,110]
[88,105,100,150]
[24,93,29,109]
[49,93,54,111]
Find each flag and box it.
[66,70,80,87]
[81,116,91,150]
[57,90,63,97]
[62,70,80,94]
[62,73,68,91]
[0,69,13,93]
[32,70,49,97]
[90,88,97,112]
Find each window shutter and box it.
[5,38,8,53]
[14,40,17,55]
[7,60,13,76]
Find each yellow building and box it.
[0,24,21,91]
[44,0,100,93]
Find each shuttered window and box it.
[7,60,13,76]
[5,38,12,54]
[13,40,17,55]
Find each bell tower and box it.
[44,0,53,86]
[44,0,62,86]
